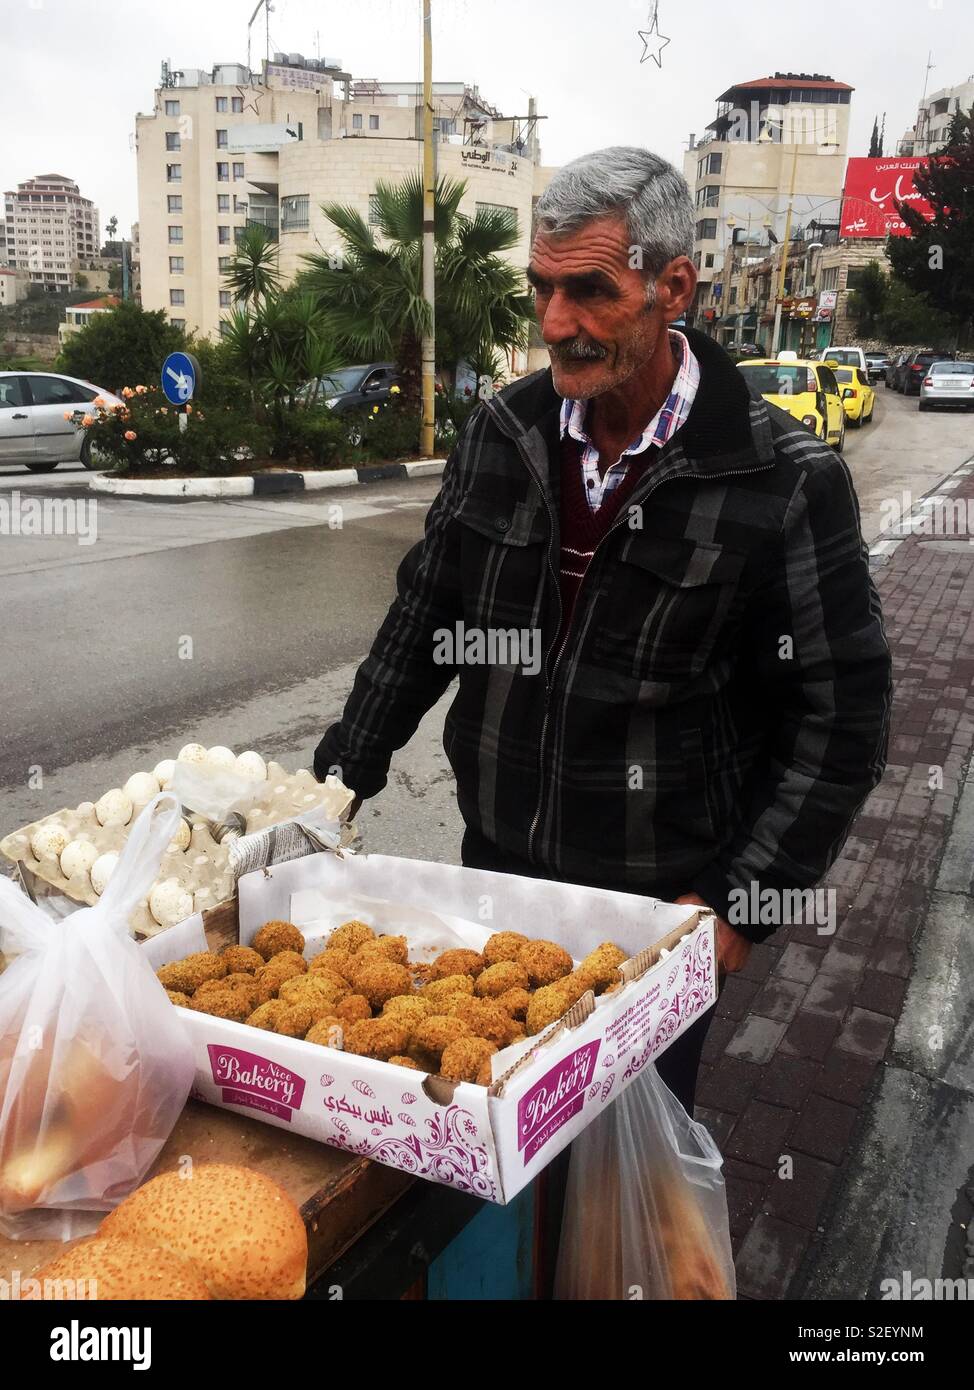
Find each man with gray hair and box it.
[317,146,891,1118]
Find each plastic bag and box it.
[0,793,197,1240]
[554,1063,736,1300]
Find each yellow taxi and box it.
[737,353,846,450]
[831,364,876,427]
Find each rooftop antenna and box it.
[246,0,273,76]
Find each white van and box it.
[817,346,868,372]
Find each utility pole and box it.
[420,0,436,457]
[771,141,800,357]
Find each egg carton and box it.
[0,745,340,939]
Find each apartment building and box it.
[136,55,554,342]
[58,295,121,347]
[1,174,100,290]
[898,76,974,156]
[682,72,852,332]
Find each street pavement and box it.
[2,384,973,1298]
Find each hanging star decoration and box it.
[638,3,670,67]
[236,85,262,117]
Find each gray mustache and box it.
[551,338,609,362]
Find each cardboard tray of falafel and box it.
[142,850,718,1205]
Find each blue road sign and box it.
[161,351,200,405]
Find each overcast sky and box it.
[3,0,973,234]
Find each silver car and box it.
[918,360,974,411]
[0,371,123,471]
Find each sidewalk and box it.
[695,454,974,1299]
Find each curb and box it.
[868,452,974,569]
[88,458,448,499]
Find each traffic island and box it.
[87,459,447,499]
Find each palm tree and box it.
[224,223,281,306]
[299,174,533,406]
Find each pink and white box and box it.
[142,851,718,1205]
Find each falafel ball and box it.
[253,950,308,1003]
[335,993,372,1024]
[517,939,573,987]
[430,949,485,980]
[482,931,530,966]
[440,1037,498,1084]
[353,961,413,1010]
[252,920,306,961]
[219,944,265,975]
[525,975,587,1035]
[388,1055,421,1071]
[421,973,474,1005]
[189,988,251,1022]
[495,987,531,1021]
[382,995,434,1025]
[577,941,628,993]
[165,989,191,1008]
[156,952,227,995]
[246,1001,283,1031]
[409,1015,471,1062]
[309,947,357,982]
[305,1017,345,1049]
[282,968,346,1006]
[448,997,518,1047]
[353,935,409,966]
[327,920,376,954]
[475,1059,494,1087]
[475,960,530,998]
[343,1018,411,1061]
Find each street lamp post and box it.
[771,140,800,357]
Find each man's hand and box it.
[674,892,752,975]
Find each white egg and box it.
[123,770,160,805]
[30,823,70,861]
[234,750,267,781]
[205,745,237,768]
[59,838,99,879]
[77,801,95,817]
[95,788,133,827]
[177,743,207,763]
[153,758,176,790]
[90,851,119,895]
[148,878,194,928]
[167,819,191,853]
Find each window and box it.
[233,195,248,213]
[170,288,185,305]
[216,129,228,148]
[232,96,244,113]
[692,250,702,269]
[369,114,379,130]
[165,99,180,117]
[217,194,230,212]
[218,225,231,243]
[233,162,245,179]
[352,113,363,130]
[846,267,869,290]
[165,132,181,151]
[0,377,27,408]
[171,317,186,329]
[169,256,184,272]
[167,195,182,213]
[281,194,309,231]
[168,225,183,243]
[219,290,232,307]
[696,218,717,241]
[167,163,182,182]
[696,185,719,207]
[368,194,382,225]
[820,266,839,291]
[705,253,715,268]
[215,96,228,112]
[437,117,456,136]
[217,162,229,181]
[729,286,738,305]
[218,256,232,271]
[28,375,96,406]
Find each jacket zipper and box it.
[524,458,775,862]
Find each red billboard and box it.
[840,157,935,238]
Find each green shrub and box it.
[353,399,423,461]
[286,408,348,468]
[175,405,271,475]
[78,386,266,475]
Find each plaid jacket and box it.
[315,329,892,942]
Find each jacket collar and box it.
[486,326,776,477]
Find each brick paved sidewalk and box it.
[695,456,974,1300]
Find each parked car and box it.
[885,351,910,389]
[0,371,123,471]
[313,363,402,416]
[833,367,876,426]
[863,351,892,382]
[899,349,955,395]
[918,360,974,411]
[816,346,868,373]
[737,356,846,450]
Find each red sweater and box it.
[556,432,652,654]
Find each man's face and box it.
[527,215,692,399]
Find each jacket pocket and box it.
[454,492,549,633]
[592,536,746,698]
